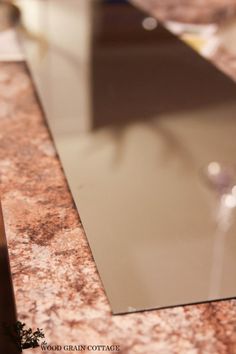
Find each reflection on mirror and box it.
[18,0,236,314]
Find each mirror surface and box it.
[19,0,236,314]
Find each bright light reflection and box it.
[207,161,221,176]
[142,17,158,31]
[222,194,236,209]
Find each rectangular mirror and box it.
[18,0,236,314]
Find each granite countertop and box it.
[132,0,236,24]
[0,1,236,353]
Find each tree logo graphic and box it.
[2,321,45,350]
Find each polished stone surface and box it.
[132,0,236,24]
[1,62,236,353]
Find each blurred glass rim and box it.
[165,20,218,37]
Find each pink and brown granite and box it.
[0,2,236,354]
[132,0,236,24]
[0,62,236,354]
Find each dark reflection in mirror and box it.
[91,0,236,130]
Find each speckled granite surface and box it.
[132,0,236,24]
[0,2,236,354]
